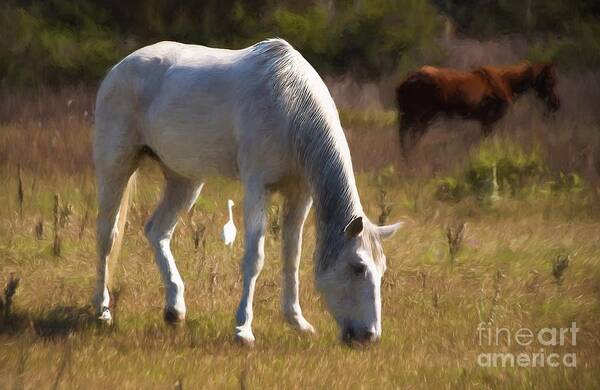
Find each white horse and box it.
[94,38,403,345]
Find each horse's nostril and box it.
[342,324,379,344]
[363,330,379,343]
[342,327,354,342]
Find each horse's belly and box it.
[145,118,239,179]
[142,82,242,178]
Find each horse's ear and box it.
[343,217,363,239]
[378,221,405,240]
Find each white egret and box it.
[222,199,237,247]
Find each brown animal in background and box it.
[395,62,560,156]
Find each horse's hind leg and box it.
[281,185,314,334]
[94,150,138,324]
[144,172,203,323]
[399,114,426,161]
[398,114,413,160]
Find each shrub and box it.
[549,172,585,193]
[435,140,546,201]
[464,141,545,198]
[435,177,466,202]
[0,1,128,86]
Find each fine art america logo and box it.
[476,322,578,368]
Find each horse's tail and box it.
[395,76,414,110]
[107,171,136,276]
[395,84,404,109]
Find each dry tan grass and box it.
[1,169,599,388]
[0,68,599,387]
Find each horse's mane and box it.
[249,39,373,271]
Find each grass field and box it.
[1,86,600,388]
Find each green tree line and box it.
[436,0,600,68]
[1,0,599,86]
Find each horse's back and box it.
[98,41,246,112]
[396,65,502,121]
[396,67,451,116]
[95,40,304,180]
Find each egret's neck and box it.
[228,203,234,220]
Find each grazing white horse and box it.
[94,38,403,345]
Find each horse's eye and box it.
[350,262,367,276]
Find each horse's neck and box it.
[304,136,363,271]
[296,123,363,230]
[502,67,534,96]
[311,152,362,229]
[280,75,363,270]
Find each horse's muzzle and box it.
[342,326,379,345]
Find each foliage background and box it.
[2,0,600,86]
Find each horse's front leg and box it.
[281,188,314,334]
[234,182,268,346]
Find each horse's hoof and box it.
[286,314,316,335]
[164,307,185,325]
[298,322,316,335]
[234,329,255,347]
[96,307,113,325]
